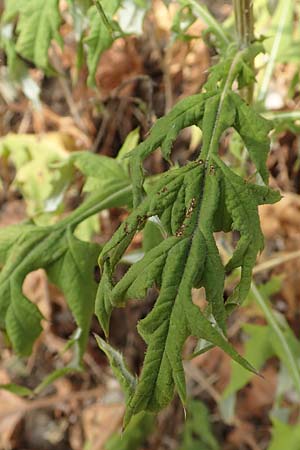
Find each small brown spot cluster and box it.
[175,197,197,237]
[157,186,168,195]
[175,223,186,237]
[136,214,147,229]
[186,198,196,218]
[209,165,216,175]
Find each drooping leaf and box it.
[96,44,281,426]
[0,180,131,357]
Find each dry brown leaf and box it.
[95,38,144,98]
[260,194,300,239]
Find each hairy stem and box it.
[233,0,254,48]
[199,48,248,162]
[233,0,254,103]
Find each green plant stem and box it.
[233,0,254,48]
[199,48,248,161]
[58,184,132,230]
[263,110,300,122]
[233,0,254,104]
[251,282,300,394]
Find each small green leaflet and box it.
[95,335,137,397]
[96,44,281,426]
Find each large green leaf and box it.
[96,45,281,425]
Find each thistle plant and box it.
[0,0,283,429]
[95,42,280,425]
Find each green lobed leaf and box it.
[129,91,216,205]
[96,44,281,426]
[96,158,276,425]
